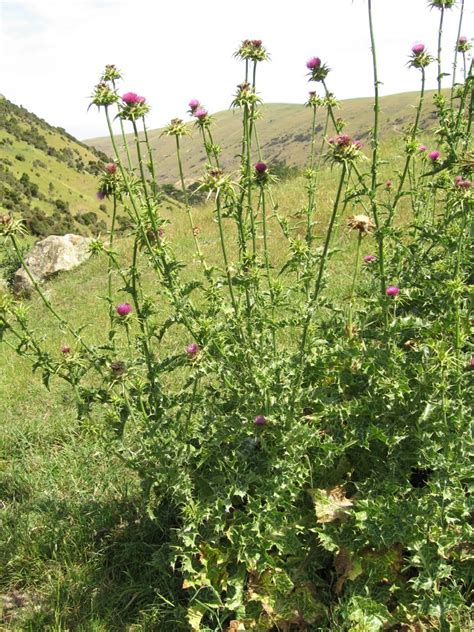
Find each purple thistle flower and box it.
[412,43,425,55]
[60,344,71,354]
[468,357,474,370]
[188,99,200,111]
[186,342,200,357]
[428,150,440,162]
[336,134,352,147]
[386,285,400,297]
[306,56,321,70]
[459,179,472,189]
[116,302,132,316]
[364,255,377,263]
[251,39,262,47]
[254,415,267,426]
[459,36,468,45]
[105,163,117,174]
[255,161,267,174]
[385,180,393,190]
[194,107,208,120]
[122,92,146,105]
[96,191,106,200]
[419,144,427,152]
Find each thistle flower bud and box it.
[188,99,200,112]
[386,285,400,297]
[456,36,471,52]
[186,342,200,357]
[90,82,118,108]
[110,360,126,376]
[418,144,427,153]
[385,180,393,190]
[306,56,321,70]
[306,57,330,82]
[363,255,377,263]
[105,163,117,174]
[101,64,122,82]
[411,43,425,55]
[409,44,433,69]
[194,108,208,121]
[116,303,132,316]
[255,162,267,174]
[254,415,267,426]
[235,39,268,62]
[60,344,71,354]
[428,150,440,162]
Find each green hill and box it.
[0,96,112,237]
[87,90,440,185]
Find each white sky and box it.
[0,0,472,140]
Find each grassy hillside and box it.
[0,96,113,237]
[87,90,441,185]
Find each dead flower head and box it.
[347,214,375,234]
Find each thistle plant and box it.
[0,2,472,629]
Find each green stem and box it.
[437,7,445,94]
[175,135,207,270]
[347,231,362,339]
[451,0,465,98]
[390,68,426,219]
[299,163,347,355]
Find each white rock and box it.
[14,234,93,297]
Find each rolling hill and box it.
[87,89,441,185]
[0,96,112,237]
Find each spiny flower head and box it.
[60,344,71,354]
[419,144,427,153]
[306,91,323,108]
[327,134,363,164]
[428,0,457,9]
[119,92,150,120]
[105,163,117,174]
[255,161,267,174]
[164,118,190,137]
[364,255,377,263]
[456,36,471,52]
[90,82,118,108]
[116,302,132,316]
[254,414,267,426]
[409,44,433,69]
[385,179,393,190]
[429,150,440,162]
[122,92,145,105]
[235,39,269,62]
[307,56,330,82]
[101,64,122,82]
[386,285,400,296]
[231,82,261,109]
[188,99,200,113]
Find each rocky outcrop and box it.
[14,234,93,296]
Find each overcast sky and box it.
[1,0,472,140]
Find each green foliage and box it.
[0,10,472,631]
